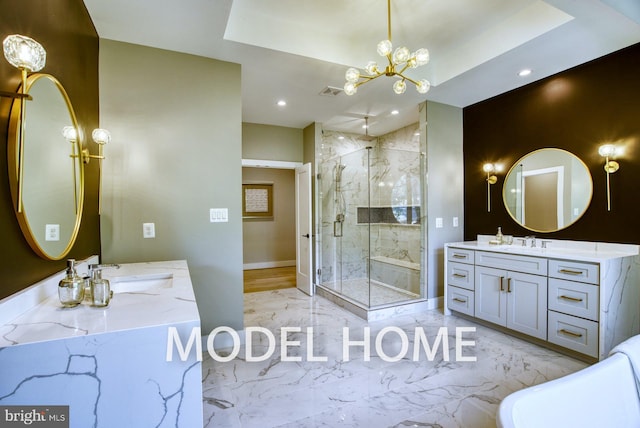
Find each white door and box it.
[295,163,313,295]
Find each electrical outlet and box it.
[210,208,228,223]
[45,224,60,241]
[143,223,155,238]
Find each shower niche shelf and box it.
[356,206,421,225]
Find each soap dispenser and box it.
[496,227,504,244]
[89,267,112,307]
[58,259,85,307]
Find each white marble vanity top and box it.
[447,237,639,263]
[0,260,199,348]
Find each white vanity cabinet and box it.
[475,266,548,340]
[444,240,640,361]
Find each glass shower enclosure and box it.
[318,134,425,311]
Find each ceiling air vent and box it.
[319,86,343,97]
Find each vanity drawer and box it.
[447,261,474,290]
[548,311,598,358]
[448,248,474,264]
[476,251,547,276]
[548,259,599,285]
[548,278,599,321]
[447,286,474,316]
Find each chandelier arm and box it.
[397,73,421,86]
[397,63,410,75]
[387,0,392,42]
[355,73,385,88]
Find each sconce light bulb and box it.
[598,144,617,158]
[62,126,77,142]
[3,34,46,72]
[92,128,111,145]
[483,163,495,173]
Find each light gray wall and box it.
[425,101,464,298]
[242,122,303,162]
[242,168,296,266]
[98,40,244,332]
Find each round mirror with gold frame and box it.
[502,148,592,233]
[8,73,84,260]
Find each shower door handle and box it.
[333,221,343,237]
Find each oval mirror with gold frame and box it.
[8,73,84,260]
[502,148,592,233]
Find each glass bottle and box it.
[90,269,112,307]
[58,259,84,307]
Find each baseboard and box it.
[243,260,296,270]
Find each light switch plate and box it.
[453,217,459,227]
[436,217,443,228]
[143,223,155,238]
[45,224,60,241]
[210,208,229,223]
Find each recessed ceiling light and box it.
[391,110,399,115]
[518,69,532,77]
[338,136,345,140]
[277,100,287,107]
[362,124,368,129]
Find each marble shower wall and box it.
[319,124,423,297]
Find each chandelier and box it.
[344,0,431,96]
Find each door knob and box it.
[302,234,310,238]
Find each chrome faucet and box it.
[88,263,120,276]
[525,236,536,247]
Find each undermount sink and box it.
[110,273,174,293]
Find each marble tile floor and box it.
[202,288,587,427]
[320,278,420,307]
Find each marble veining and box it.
[0,260,197,347]
[202,288,586,427]
[0,260,203,427]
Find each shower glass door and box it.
[318,130,425,310]
[319,148,371,306]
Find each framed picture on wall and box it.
[242,183,273,218]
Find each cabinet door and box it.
[475,266,507,326]
[506,271,548,340]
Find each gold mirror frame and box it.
[7,73,84,260]
[502,148,593,233]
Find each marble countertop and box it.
[0,260,199,348]
[446,239,639,263]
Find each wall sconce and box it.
[63,127,111,213]
[483,163,502,212]
[2,35,46,213]
[598,144,620,211]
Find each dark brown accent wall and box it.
[0,0,100,298]
[463,42,640,244]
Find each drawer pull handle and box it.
[560,295,584,302]
[452,298,467,303]
[499,276,505,292]
[452,273,467,278]
[559,329,583,338]
[453,254,467,259]
[559,269,584,275]
[507,277,512,293]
